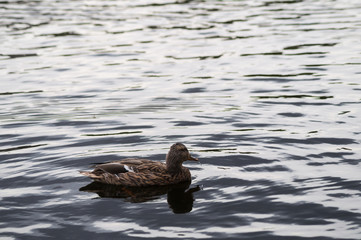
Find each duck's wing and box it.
[90,158,158,174]
[80,158,170,186]
[92,163,128,174]
[80,167,171,187]
[80,158,165,176]
[108,158,165,173]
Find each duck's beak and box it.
[188,155,199,161]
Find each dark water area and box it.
[1,0,361,239]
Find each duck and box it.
[79,143,198,187]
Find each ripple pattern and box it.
[1,0,361,239]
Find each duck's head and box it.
[166,143,198,172]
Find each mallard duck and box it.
[79,143,198,187]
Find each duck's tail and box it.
[79,170,102,179]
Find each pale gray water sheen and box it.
[1,0,361,239]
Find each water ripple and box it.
[1,0,361,239]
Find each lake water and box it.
[1,0,361,239]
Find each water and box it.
[1,0,361,239]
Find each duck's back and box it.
[117,158,166,173]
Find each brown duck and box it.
[79,143,198,187]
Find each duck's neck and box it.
[166,164,182,175]
[166,157,183,175]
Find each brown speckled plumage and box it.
[79,143,198,187]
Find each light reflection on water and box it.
[1,0,361,239]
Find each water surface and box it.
[1,0,361,239]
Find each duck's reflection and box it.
[79,182,200,214]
